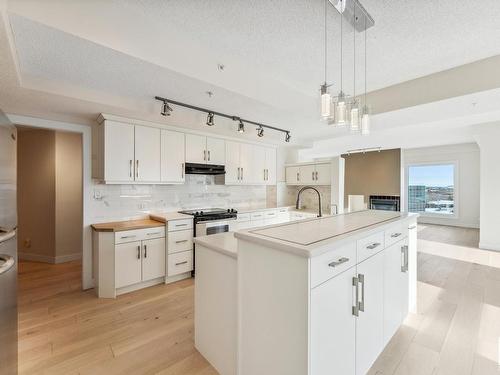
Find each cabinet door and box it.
[185,134,207,164]
[142,237,166,282]
[285,166,300,185]
[161,130,185,183]
[134,125,161,182]
[252,145,267,185]
[383,240,408,345]
[225,141,241,185]
[239,143,253,184]
[300,164,315,185]
[104,121,135,182]
[310,267,356,375]
[265,147,277,185]
[356,251,385,375]
[314,163,331,185]
[115,241,142,288]
[206,137,225,165]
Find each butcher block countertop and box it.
[91,219,164,232]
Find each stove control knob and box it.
[195,211,200,216]
[227,209,231,213]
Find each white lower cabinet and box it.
[142,237,166,282]
[355,251,385,375]
[311,267,357,375]
[115,240,142,289]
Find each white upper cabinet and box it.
[265,147,277,185]
[161,130,185,183]
[206,137,225,165]
[104,121,135,182]
[225,141,241,184]
[285,162,332,186]
[186,134,225,165]
[134,125,161,182]
[185,134,207,164]
[252,145,266,185]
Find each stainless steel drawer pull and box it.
[408,225,417,230]
[175,261,188,266]
[175,240,188,244]
[391,233,402,238]
[366,242,381,250]
[144,245,147,258]
[175,224,188,227]
[328,257,350,268]
[120,235,136,239]
[352,276,359,317]
[136,246,140,259]
[358,274,365,312]
[147,232,162,236]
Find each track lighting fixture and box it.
[161,100,173,116]
[206,112,215,126]
[238,119,245,133]
[154,96,290,142]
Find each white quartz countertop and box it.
[149,212,193,222]
[194,232,238,259]
[234,210,418,258]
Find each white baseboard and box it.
[479,242,500,252]
[18,252,82,264]
[54,253,82,264]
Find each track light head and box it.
[238,119,245,133]
[257,125,264,137]
[161,100,173,116]
[285,132,291,143]
[206,112,215,126]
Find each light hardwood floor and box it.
[18,224,500,375]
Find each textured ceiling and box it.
[2,0,500,146]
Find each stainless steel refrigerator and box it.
[0,111,17,375]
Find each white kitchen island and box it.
[195,210,418,375]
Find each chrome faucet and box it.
[296,186,323,217]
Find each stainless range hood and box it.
[185,163,226,175]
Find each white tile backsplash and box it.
[90,175,268,223]
[286,185,331,213]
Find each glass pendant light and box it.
[335,0,349,127]
[361,16,370,136]
[321,0,333,120]
[350,3,360,133]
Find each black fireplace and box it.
[369,195,400,211]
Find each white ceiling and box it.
[1,0,500,146]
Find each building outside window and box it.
[407,163,456,216]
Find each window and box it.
[407,163,456,216]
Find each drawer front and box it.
[311,243,357,288]
[237,213,251,222]
[142,227,166,240]
[250,212,265,221]
[263,210,278,219]
[167,219,193,232]
[357,231,385,262]
[168,229,193,254]
[115,229,142,244]
[384,223,408,248]
[167,250,193,276]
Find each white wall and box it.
[402,143,480,229]
[473,123,500,251]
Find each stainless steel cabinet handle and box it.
[203,150,206,161]
[181,163,184,178]
[175,240,188,244]
[241,168,244,180]
[175,223,188,227]
[175,261,188,266]
[136,160,139,178]
[0,254,15,275]
[146,232,161,236]
[297,172,300,181]
[237,167,241,180]
[315,171,318,180]
[366,242,381,250]
[312,171,314,181]
[358,273,365,312]
[401,246,406,272]
[144,244,147,258]
[208,150,211,161]
[328,257,350,268]
[408,225,417,230]
[403,245,409,272]
[120,235,136,239]
[137,246,141,259]
[352,276,359,317]
[391,232,402,238]
[129,160,133,178]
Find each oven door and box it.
[195,219,236,237]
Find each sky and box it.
[408,164,454,187]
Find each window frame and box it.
[405,160,459,219]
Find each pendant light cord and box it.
[340,0,343,92]
[324,0,327,84]
[353,1,356,100]
[364,16,367,108]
